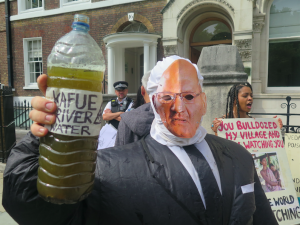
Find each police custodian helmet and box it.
[113,81,128,90]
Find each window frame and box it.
[189,18,232,62]
[266,0,300,92]
[23,37,43,90]
[60,0,91,7]
[17,0,44,14]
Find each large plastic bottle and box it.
[38,14,105,204]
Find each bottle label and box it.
[45,87,103,136]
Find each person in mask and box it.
[3,56,277,225]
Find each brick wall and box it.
[9,0,166,97]
[45,0,60,10]
[11,0,18,16]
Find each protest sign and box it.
[97,123,117,150]
[45,87,103,136]
[285,133,300,205]
[218,118,300,224]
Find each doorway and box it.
[124,47,144,93]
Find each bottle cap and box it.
[74,14,89,24]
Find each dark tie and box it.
[183,144,222,224]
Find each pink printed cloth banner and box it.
[218,118,300,225]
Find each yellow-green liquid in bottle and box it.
[37,14,105,204]
[38,66,103,204]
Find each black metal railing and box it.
[14,100,33,130]
[250,96,300,133]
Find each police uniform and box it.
[102,81,133,129]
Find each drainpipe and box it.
[5,0,13,88]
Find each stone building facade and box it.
[0,0,165,99]
[0,0,299,127]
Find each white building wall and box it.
[162,0,300,130]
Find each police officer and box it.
[102,81,133,129]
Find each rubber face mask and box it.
[153,59,207,138]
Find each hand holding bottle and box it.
[30,74,56,137]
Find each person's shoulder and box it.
[134,103,152,112]
[126,96,133,102]
[104,101,112,107]
[121,103,152,119]
[99,140,144,160]
[205,134,251,158]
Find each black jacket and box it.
[115,103,154,146]
[2,132,277,225]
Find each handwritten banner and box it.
[218,118,300,225]
[45,87,103,136]
[285,133,300,205]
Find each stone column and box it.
[143,42,150,74]
[252,17,265,94]
[149,43,157,70]
[114,48,125,81]
[107,44,115,94]
[198,45,248,134]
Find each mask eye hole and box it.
[161,95,173,101]
[184,94,194,101]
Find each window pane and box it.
[35,73,40,82]
[192,21,231,43]
[27,39,42,83]
[122,21,148,33]
[25,0,31,9]
[32,0,38,8]
[268,41,300,87]
[28,41,33,50]
[270,0,300,38]
[26,0,43,9]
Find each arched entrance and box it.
[189,18,232,64]
[104,20,160,94]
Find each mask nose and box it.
[171,94,185,112]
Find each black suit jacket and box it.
[3,132,277,225]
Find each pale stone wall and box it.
[162,0,300,131]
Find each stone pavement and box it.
[0,129,30,225]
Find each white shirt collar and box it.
[117,96,127,104]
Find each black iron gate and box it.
[250,96,300,134]
[14,100,33,129]
[0,86,16,163]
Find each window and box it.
[123,21,148,33]
[61,0,90,6]
[26,0,42,9]
[23,38,43,89]
[18,0,44,13]
[268,0,300,87]
[189,18,232,64]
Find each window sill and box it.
[19,7,44,14]
[11,0,145,21]
[62,1,90,7]
[253,93,300,99]
[23,85,39,90]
